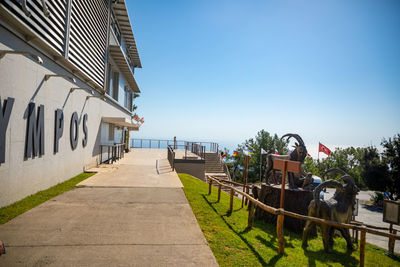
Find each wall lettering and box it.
[70,111,79,150]
[0,97,91,164]
[82,113,88,147]
[25,102,45,159]
[54,109,64,153]
[0,97,15,163]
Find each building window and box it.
[106,64,119,101]
[112,71,119,101]
[124,86,131,110]
[106,64,113,96]
[110,11,121,44]
[109,124,114,141]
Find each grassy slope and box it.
[0,172,95,225]
[179,173,400,267]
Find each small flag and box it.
[307,153,312,157]
[139,117,144,124]
[233,151,238,157]
[247,150,254,155]
[319,142,331,156]
[221,152,226,158]
[274,149,279,155]
[133,115,139,121]
[261,148,268,155]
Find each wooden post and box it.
[277,161,287,255]
[245,186,249,206]
[271,159,301,255]
[389,223,396,254]
[360,230,366,267]
[217,184,222,203]
[248,196,255,228]
[208,179,212,195]
[242,155,249,208]
[229,188,234,213]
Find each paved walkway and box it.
[0,149,218,266]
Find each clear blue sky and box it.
[127,0,400,157]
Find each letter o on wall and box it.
[70,112,79,150]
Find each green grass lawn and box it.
[0,172,95,225]
[179,173,400,267]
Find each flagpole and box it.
[242,155,249,208]
[259,149,262,183]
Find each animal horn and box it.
[313,180,344,208]
[338,175,355,185]
[280,133,305,147]
[324,168,347,177]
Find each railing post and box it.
[245,186,249,206]
[389,224,396,254]
[173,152,175,171]
[217,183,221,203]
[158,140,160,148]
[277,161,287,255]
[229,188,233,213]
[208,178,212,195]
[140,139,142,148]
[360,230,366,267]
[248,197,254,228]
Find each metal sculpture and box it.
[302,168,360,252]
[264,133,309,189]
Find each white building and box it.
[0,0,142,207]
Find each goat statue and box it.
[302,168,360,252]
[264,133,309,189]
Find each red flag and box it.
[307,153,312,157]
[319,142,331,156]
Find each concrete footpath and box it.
[0,149,218,266]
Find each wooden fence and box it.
[206,175,400,267]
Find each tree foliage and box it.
[229,131,400,197]
[381,134,400,199]
[303,147,366,188]
[231,130,288,183]
[359,147,389,192]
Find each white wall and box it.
[0,26,133,207]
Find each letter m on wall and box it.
[0,97,15,164]
[25,102,45,159]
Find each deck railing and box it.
[130,138,219,153]
[167,145,175,171]
[100,143,125,164]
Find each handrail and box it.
[206,175,400,267]
[222,163,232,181]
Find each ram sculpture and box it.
[264,133,309,189]
[302,168,359,252]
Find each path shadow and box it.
[361,204,383,213]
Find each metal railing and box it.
[167,145,175,171]
[100,143,125,164]
[130,138,219,153]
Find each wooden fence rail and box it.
[207,175,400,267]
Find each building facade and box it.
[0,0,142,207]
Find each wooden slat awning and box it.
[113,0,142,68]
[102,117,140,131]
[109,45,140,92]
